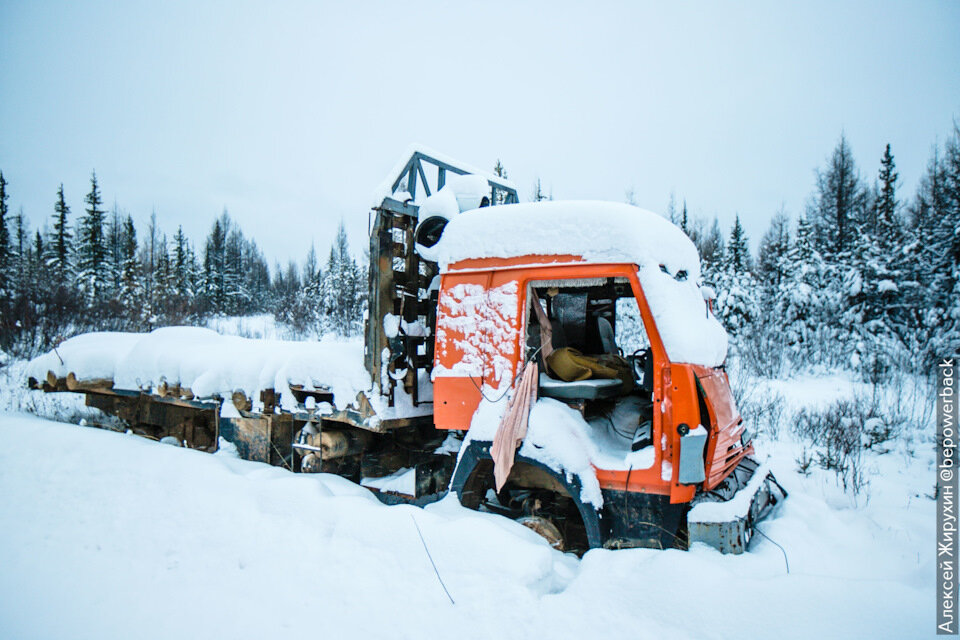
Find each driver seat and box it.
[597,316,617,355]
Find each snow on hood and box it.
[428,200,728,367]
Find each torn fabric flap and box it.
[491,362,539,491]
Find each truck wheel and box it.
[450,441,603,554]
[516,515,565,551]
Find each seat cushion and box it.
[539,373,622,400]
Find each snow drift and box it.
[26,328,372,411]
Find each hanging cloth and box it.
[490,361,540,492]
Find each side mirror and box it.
[700,286,716,318]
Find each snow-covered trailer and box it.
[26,148,784,554]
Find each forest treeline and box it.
[666,127,959,379]
[1,123,958,378]
[0,175,365,356]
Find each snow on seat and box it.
[538,373,621,401]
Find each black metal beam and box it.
[386,150,519,207]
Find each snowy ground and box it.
[205,314,303,341]
[0,323,939,638]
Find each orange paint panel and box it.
[692,365,746,491]
[447,254,585,271]
[433,377,482,430]
[694,366,739,431]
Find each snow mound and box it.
[0,384,935,640]
[26,328,372,411]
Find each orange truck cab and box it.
[419,200,785,553]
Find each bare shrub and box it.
[796,448,814,476]
[734,322,787,379]
[739,389,786,439]
[793,401,868,496]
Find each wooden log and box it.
[316,428,371,460]
[42,370,69,392]
[65,372,113,392]
[232,390,252,412]
[157,381,183,398]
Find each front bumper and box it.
[686,457,786,554]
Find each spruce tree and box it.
[320,221,363,335]
[808,134,867,258]
[876,144,900,244]
[904,146,952,364]
[942,127,960,361]
[119,215,142,326]
[777,216,828,362]
[32,230,47,300]
[839,145,907,378]
[153,235,174,325]
[105,206,124,298]
[172,226,192,298]
[871,144,906,338]
[714,215,758,337]
[50,184,72,281]
[12,209,29,297]
[171,225,197,321]
[242,238,270,314]
[140,211,161,319]
[757,209,791,290]
[224,226,247,314]
[909,128,960,363]
[77,172,108,304]
[698,216,725,280]
[725,214,751,273]
[201,216,227,313]
[0,171,10,296]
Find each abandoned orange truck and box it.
[27,147,785,554]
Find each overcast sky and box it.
[1,1,958,266]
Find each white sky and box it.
[1,1,958,266]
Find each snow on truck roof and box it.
[425,200,729,368]
[424,200,701,274]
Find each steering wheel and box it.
[630,347,650,385]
